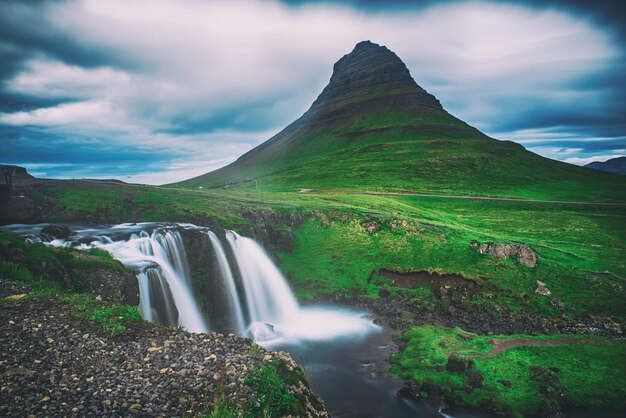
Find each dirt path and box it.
[471,337,603,358]
[349,191,626,206]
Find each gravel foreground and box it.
[0,283,327,417]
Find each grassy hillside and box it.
[175,42,626,202]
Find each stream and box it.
[2,222,617,418]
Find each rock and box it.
[396,386,418,399]
[2,366,34,377]
[361,221,379,233]
[489,243,513,260]
[445,354,472,374]
[41,224,74,239]
[535,281,551,296]
[472,241,539,267]
[514,244,539,267]
[497,379,512,387]
[464,371,484,389]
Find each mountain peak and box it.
[310,40,438,113]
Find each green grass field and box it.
[6,179,626,416]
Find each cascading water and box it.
[2,222,378,344]
[223,230,378,345]
[95,228,208,333]
[205,231,246,334]
[225,230,299,337]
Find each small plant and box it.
[243,361,299,418]
[201,386,239,418]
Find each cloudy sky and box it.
[1,0,624,184]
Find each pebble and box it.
[0,294,327,417]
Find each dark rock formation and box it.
[239,209,303,254]
[396,386,419,399]
[41,224,75,239]
[0,165,31,178]
[309,40,442,122]
[68,252,139,305]
[178,227,242,332]
[445,354,472,374]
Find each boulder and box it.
[472,241,539,267]
[41,224,74,239]
[489,243,513,260]
[445,354,472,374]
[513,243,539,267]
[361,221,379,234]
[396,386,419,399]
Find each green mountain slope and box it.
[176,41,626,202]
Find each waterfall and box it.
[205,231,246,334]
[2,222,379,344]
[225,230,300,339]
[96,228,209,333]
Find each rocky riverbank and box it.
[317,275,623,339]
[0,283,327,417]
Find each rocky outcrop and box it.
[41,224,75,239]
[0,234,139,305]
[445,354,472,374]
[309,40,443,122]
[239,209,303,253]
[68,252,139,305]
[178,227,241,331]
[470,241,539,267]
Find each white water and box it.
[1,222,378,344]
[205,230,246,334]
[224,230,379,346]
[94,228,208,332]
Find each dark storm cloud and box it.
[281,0,626,34]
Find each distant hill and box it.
[585,157,626,176]
[0,165,32,178]
[175,41,626,202]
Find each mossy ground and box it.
[0,231,142,332]
[391,326,626,417]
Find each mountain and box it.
[176,41,625,201]
[585,157,626,175]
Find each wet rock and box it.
[41,224,74,239]
[396,386,419,399]
[535,281,551,296]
